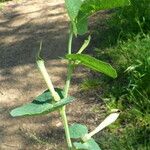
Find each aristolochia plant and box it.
[10,0,130,149]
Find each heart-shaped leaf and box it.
[74,0,130,35]
[69,123,88,139]
[65,0,84,21]
[10,88,75,117]
[65,0,85,35]
[73,138,101,150]
[66,54,117,78]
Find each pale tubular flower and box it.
[82,111,120,142]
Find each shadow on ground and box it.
[0,0,69,69]
[0,0,106,150]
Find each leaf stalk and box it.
[36,59,60,101]
[60,30,74,149]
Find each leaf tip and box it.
[10,109,17,117]
[112,70,118,79]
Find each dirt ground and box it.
[0,0,105,149]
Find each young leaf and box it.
[10,88,75,117]
[76,17,88,35]
[65,0,85,35]
[76,0,130,35]
[69,123,88,139]
[73,138,101,150]
[66,54,117,78]
[65,0,84,21]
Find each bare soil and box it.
[0,0,105,149]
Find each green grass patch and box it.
[110,0,150,36]
[93,34,150,150]
[97,125,150,150]
[81,1,150,149]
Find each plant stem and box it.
[36,30,74,149]
[64,63,73,98]
[64,31,73,98]
[68,30,73,55]
[37,59,60,101]
[60,31,73,149]
[60,109,72,149]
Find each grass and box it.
[96,34,150,101]
[80,78,101,91]
[79,34,150,150]
[81,2,150,148]
[97,125,150,150]
[110,0,150,36]
[89,34,150,150]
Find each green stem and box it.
[60,109,72,149]
[60,31,73,149]
[64,63,73,98]
[36,29,74,149]
[37,59,60,101]
[64,31,73,97]
[68,29,73,55]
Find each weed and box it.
[111,0,150,36]
[80,78,101,91]
[97,125,150,150]
[94,34,150,150]
[80,1,150,149]
[9,0,130,150]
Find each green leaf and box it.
[76,17,88,35]
[76,0,130,35]
[73,138,101,150]
[66,54,117,78]
[65,0,85,35]
[10,88,75,117]
[65,0,84,21]
[69,123,88,139]
[65,0,129,35]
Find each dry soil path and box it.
[0,0,105,149]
